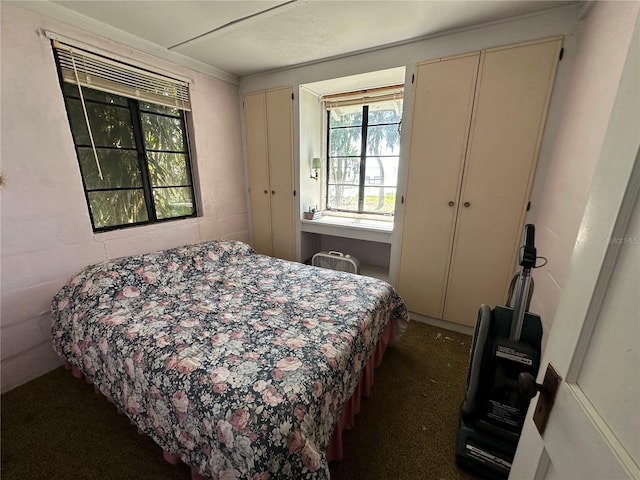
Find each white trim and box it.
[408,312,475,336]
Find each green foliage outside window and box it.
[60,83,196,231]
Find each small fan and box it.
[311,251,360,274]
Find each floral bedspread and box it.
[51,240,409,479]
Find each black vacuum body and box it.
[455,224,543,479]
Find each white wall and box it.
[0,4,248,393]
[298,87,323,218]
[528,0,640,343]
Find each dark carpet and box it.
[1,322,477,480]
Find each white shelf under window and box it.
[300,215,393,244]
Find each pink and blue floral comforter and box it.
[51,240,409,479]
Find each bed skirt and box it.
[66,320,394,479]
[326,320,393,462]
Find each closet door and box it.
[244,91,273,256]
[397,54,479,318]
[443,38,562,326]
[265,87,295,261]
[244,87,295,261]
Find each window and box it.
[53,41,196,232]
[326,98,402,215]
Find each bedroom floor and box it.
[1,322,478,480]
[328,321,479,480]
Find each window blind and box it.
[322,85,404,109]
[53,40,191,111]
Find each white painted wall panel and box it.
[527,1,640,346]
[1,315,51,360]
[1,281,63,327]
[0,343,66,392]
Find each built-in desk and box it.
[300,216,393,244]
[300,216,393,282]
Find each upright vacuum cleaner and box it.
[455,224,543,479]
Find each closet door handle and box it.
[448,201,455,207]
[271,190,275,195]
[464,201,471,207]
[263,190,268,194]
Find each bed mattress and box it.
[51,240,408,479]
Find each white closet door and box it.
[397,54,479,318]
[265,87,295,262]
[444,38,562,326]
[244,91,273,256]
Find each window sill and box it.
[300,215,393,244]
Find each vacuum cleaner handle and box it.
[511,224,537,340]
[524,223,535,248]
[520,224,537,269]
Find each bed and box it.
[51,240,409,479]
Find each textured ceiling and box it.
[21,0,576,79]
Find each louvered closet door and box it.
[244,91,273,256]
[265,87,295,262]
[443,38,562,326]
[396,54,480,318]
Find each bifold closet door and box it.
[265,87,295,262]
[396,54,480,318]
[244,87,295,261]
[244,91,273,256]
[443,38,562,326]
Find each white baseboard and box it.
[409,312,474,337]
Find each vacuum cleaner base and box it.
[455,416,517,480]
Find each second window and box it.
[326,99,402,215]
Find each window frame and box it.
[324,102,401,216]
[54,55,198,233]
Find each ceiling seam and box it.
[167,0,298,50]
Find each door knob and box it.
[448,201,455,207]
[518,372,545,399]
[464,201,471,207]
[263,190,268,194]
[271,190,275,194]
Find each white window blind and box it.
[53,40,191,111]
[322,85,404,109]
